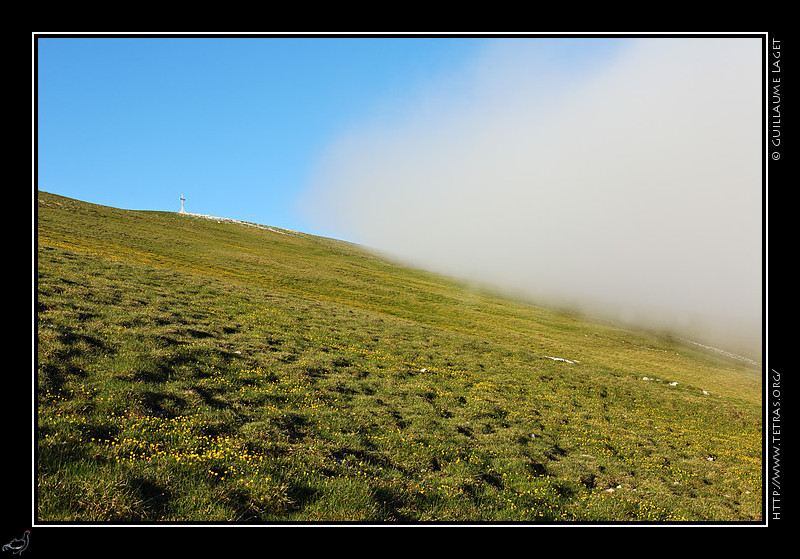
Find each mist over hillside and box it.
[301,38,762,361]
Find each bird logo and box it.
[2,531,29,556]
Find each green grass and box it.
[36,191,763,523]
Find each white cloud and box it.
[303,37,763,359]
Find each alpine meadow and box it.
[36,191,763,523]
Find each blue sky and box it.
[35,34,763,357]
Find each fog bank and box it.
[302,38,763,361]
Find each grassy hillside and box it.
[36,191,763,522]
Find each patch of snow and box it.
[676,337,761,367]
[545,356,575,364]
